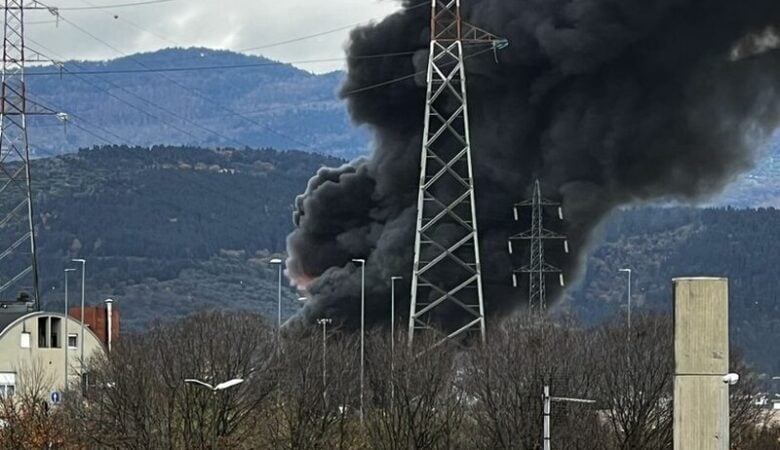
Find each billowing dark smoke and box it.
[286,0,780,330]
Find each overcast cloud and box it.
[23,0,400,73]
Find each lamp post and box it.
[270,258,284,408]
[72,259,86,378]
[618,268,632,330]
[317,318,331,402]
[269,258,283,356]
[390,276,402,410]
[64,267,76,389]
[352,258,366,424]
[185,377,244,449]
[720,373,739,450]
[390,276,402,352]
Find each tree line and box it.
[1,311,778,449]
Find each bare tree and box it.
[364,331,466,450]
[61,311,276,449]
[462,315,603,450]
[729,350,773,450]
[591,314,674,450]
[259,330,360,450]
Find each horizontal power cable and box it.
[54,0,176,10]
[24,51,420,76]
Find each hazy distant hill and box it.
[26,48,367,159]
[21,47,780,206]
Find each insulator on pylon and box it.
[513,207,519,222]
[559,274,565,287]
[512,274,518,288]
[564,240,569,254]
[507,240,513,255]
[558,207,564,220]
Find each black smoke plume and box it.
[286,0,780,330]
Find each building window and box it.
[38,317,48,348]
[68,334,78,349]
[50,317,61,348]
[20,332,31,348]
[0,373,15,399]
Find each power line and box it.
[27,98,291,230]
[24,51,419,76]
[26,40,332,149]
[27,38,270,149]
[28,0,496,152]
[27,0,426,71]
[73,0,181,47]
[47,10,317,150]
[342,46,498,97]
[54,0,175,10]
[237,24,358,54]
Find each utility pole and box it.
[390,275,401,409]
[317,318,331,402]
[351,258,366,424]
[542,384,596,450]
[64,267,76,388]
[509,180,568,315]
[619,268,632,330]
[0,0,59,308]
[409,0,507,347]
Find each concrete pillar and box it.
[673,277,729,450]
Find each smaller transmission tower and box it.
[508,180,568,314]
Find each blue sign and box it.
[51,391,60,404]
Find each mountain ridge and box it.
[26,47,366,159]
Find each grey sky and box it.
[26,0,401,73]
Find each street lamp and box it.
[269,258,283,354]
[72,259,86,378]
[720,373,740,450]
[618,268,632,330]
[352,258,366,424]
[390,276,402,410]
[64,268,76,389]
[390,276,402,349]
[184,377,245,448]
[317,318,332,402]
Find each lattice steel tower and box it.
[508,180,568,314]
[408,0,505,345]
[0,0,51,307]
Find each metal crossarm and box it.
[409,0,505,346]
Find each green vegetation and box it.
[29,145,342,329]
[566,206,780,373]
[5,145,778,372]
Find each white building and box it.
[0,308,106,400]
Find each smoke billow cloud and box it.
[285,0,780,330]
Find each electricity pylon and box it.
[508,180,569,314]
[0,0,58,308]
[408,0,506,346]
